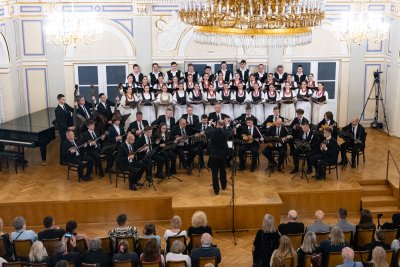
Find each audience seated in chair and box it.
[139,238,164,266]
[252,214,280,267]
[38,216,65,241]
[270,235,298,267]
[365,246,389,267]
[81,238,111,267]
[164,216,187,241]
[297,232,322,267]
[112,240,139,267]
[356,209,376,232]
[142,224,161,248]
[108,213,139,249]
[50,241,81,267]
[0,257,7,267]
[28,241,52,266]
[320,226,349,267]
[190,233,221,267]
[166,240,191,267]
[10,216,38,243]
[364,229,390,251]
[0,218,13,261]
[336,247,363,267]
[278,210,305,235]
[334,208,356,235]
[306,210,330,234]
[65,220,89,252]
[188,211,212,252]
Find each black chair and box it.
[0,150,25,173]
[114,151,131,188]
[67,161,88,182]
[346,132,367,166]
[323,147,339,180]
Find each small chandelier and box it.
[45,6,104,47]
[178,0,325,48]
[332,11,389,44]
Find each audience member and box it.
[356,209,376,231]
[50,241,81,267]
[337,247,363,267]
[38,216,65,241]
[297,232,321,267]
[29,241,51,265]
[10,216,38,242]
[142,224,161,248]
[166,240,191,267]
[270,235,298,267]
[381,213,400,230]
[278,210,305,235]
[0,218,13,260]
[54,260,68,267]
[0,257,7,267]
[190,233,221,267]
[112,240,139,267]
[319,226,348,266]
[252,214,280,267]
[306,210,330,233]
[367,246,389,267]
[164,215,187,240]
[334,208,356,235]
[140,238,164,266]
[65,220,89,249]
[365,229,390,251]
[188,211,212,251]
[108,213,139,248]
[82,238,112,267]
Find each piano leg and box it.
[40,144,47,161]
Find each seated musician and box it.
[290,123,318,174]
[235,105,259,126]
[116,133,146,191]
[318,111,338,139]
[208,103,228,123]
[63,130,94,181]
[80,120,106,177]
[181,105,199,127]
[238,117,264,172]
[170,118,197,175]
[195,114,210,132]
[152,108,176,131]
[127,111,149,137]
[134,126,165,179]
[154,123,176,176]
[339,117,366,168]
[106,115,126,173]
[97,93,118,123]
[310,127,338,180]
[263,106,285,125]
[288,109,309,154]
[262,118,289,172]
[77,95,94,120]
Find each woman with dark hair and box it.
[112,240,139,266]
[65,220,89,248]
[140,239,164,266]
[142,224,161,248]
[356,209,376,231]
[188,83,204,117]
[154,123,176,176]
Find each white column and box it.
[133,15,152,74]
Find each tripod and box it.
[360,70,390,135]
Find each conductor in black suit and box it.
[151,108,175,131]
[97,93,117,123]
[339,117,366,168]
[206,121,232,195]
[127,111,149,136]
[238,117,264,172]
[181,106,199,127]
[55,94,75,165]
[235,105,258,126]
[208,103,228,123]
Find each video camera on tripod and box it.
[374,69,383,82]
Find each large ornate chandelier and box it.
[45,6,104,47]
[332,11,389,44]
[178,0,325,48]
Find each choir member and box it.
[296,81,313,121]
[274,65,288,87]
[155,84,173,117]
[153,74,166,94]
[184,63,200,83]
[236,59,250,83]
[97,93,117,123]
[307,73,317,91]
[204,84,218,115]
[264,84,280,121]
[188,83,205,117]
[217,61,232,82]
[149,63,164,86]
[233,83,248,119]
[173,82,188,120]
[126,74,135,92]
[279,82,297,121]
[134,76,152,95]
[184,74,195,93]
[129,64,144,85]
[119,86,140,130]
[201,73,211,92]
[246,74,262,92]
[254,63,268,84]
[294,65,307,84]
[230,72,244,91]
[139,84,156,124]
[247,82,265,123]
[203,66,215,83]
[263,73,276,92]
[214,72,225,92]
[169,76,180,94]
[217,82,234,119]
[312,82,329,124]
[165,61,183,84]
[285,74,298,90]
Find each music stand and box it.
[141,148,158,191]
[291,153,309,183]
[158,143,183,184]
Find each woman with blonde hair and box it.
[164,215,187,241]
[29,241,51,265]
[320,226,348,266]
[252,214,280,267]
[270,235,298,267]
[187,211,212,251]
[369,246,389,267]
[297,232,321,267]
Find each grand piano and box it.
[0,108,56,163]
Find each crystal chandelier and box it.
[178,0,325,48]
[45,6,104,47]
[332,11,389,44]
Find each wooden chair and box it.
[323,147,339,180]
[82,264,99,267]
[100,237,113,255]
[386,250,394,267]
[354,229,374,249]
[28,264,48,267]
[286,233,303,250]
[115,157,131,188]
[137,238,154,255]
[346,132,367,166]
[327,252,343,267]
[68,262,75,267]
[198,256,217,267]
[383,229,398,245]
[354,251,370,263]
[343,231,353,245]
[166,235,187,254]
[113,260,133,267]
[141,262,160,267]
[13,239,32,260]
[3,263,24,267]
[0,237,7,258]
[284,256,294,267]
[166,261,188,267]
[315,232,330,244]
[304,254,322,267]
[42,238,60,256]
[67,161,88,182]
[67,238,88,254]
[189,234,202,251]
[115,236,136,253]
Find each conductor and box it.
[205,120,232,195]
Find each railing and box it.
[386,150,400,209]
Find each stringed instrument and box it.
[68,131,109,152]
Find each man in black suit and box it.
[170,118,197,175]
[263,106,285,125]
[148,63,164,86]
[288,109,309,154]
[127,111,149,136]
[238,117,264,172]
[134,126,165,179]
[80,120,106,177]
[291,123,319,174]
[236,59,250,83]
[254,64,268,84]
[274,65,288,87]
[208,103,228,123]
[339,117,366,168]
[76,96,93,119]
[38,216,65,241]
[310,127,338,180]
[166,61,183,84]
[190,233,221,267]
[217,61,232,82]
[278,210,305,235]
[206,121,232,195]
[151,108,175,131]
[117,133,146,191]
[262,118,290,172]
[195,114,210,132]
[235,105,258,126]
[105,115,125,172]
[317,111,338,139]
[129,64,144,85]
[55,94,75,165]
[63,130,93,181]
[181,105,199,127]
[294,64,307,84]
[97,93,116,123]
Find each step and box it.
[362,185,392,197]
[361,196,398,207]
[363,206,400,217]
[358,179,388,186]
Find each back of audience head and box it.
[271,256,286,267]
[341,247,355,262]
[371,246,388,267]
[192,211,208,228]
[314,210,324,222]
[170,240,185,254]
[117,213,128,227]
[301,232,317,253]
[262,214,277,233]
[89,238,102,251]
[338,208,348,220]
[329,226,345,246]
[65,220,77,234]
[55,260,69,267]
[274,235,297,267]
[118,240,129,254]
[43,216,54,229]
[144,224,156,235]
[359,209,373,225]
[143,238,160,261]
[288,210,298,221]
[13,216,26,231]
[201,233,212,246]
[171,215,182,230]
[29,241,48,262]
[54,241,67,255]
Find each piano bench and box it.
[0,151,24,173]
